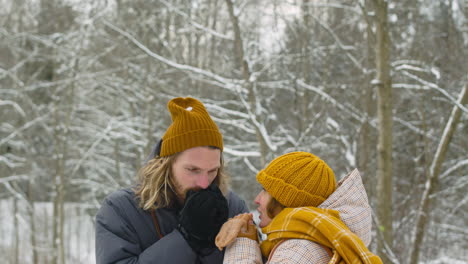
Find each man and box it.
[95,97,249,263]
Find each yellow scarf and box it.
[260,207,383,264]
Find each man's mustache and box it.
[185,187,203,194]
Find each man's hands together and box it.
[177,184,229,254]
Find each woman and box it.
[216,151,382,264]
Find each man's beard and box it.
[173,181,203,202]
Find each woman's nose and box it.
[254,193,261,204]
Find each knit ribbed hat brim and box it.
[257,170,327,207]
[162,129,223,156]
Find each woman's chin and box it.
[258,219,267,228]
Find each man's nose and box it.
[196,173,210,189]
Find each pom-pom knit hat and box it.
[159,97,223,157]
[257,151,336,207]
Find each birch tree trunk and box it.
[372,0,394,262]
[409,84,468,264]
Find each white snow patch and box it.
[423,256,468,264]
[0,199,95,264]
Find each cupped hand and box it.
[215,213,258,250]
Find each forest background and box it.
[0,0,467,263]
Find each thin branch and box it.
[0,100,26,117]
[400,71,468,113]
[159,0,233,40]
[309,13,366,73]
[0,175,29,184]
[102,20,245,93]
[0,114,50,147]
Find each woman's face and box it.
[254,189,274,228]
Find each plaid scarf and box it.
[260,207,383,264]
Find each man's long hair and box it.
[134,149,229,210]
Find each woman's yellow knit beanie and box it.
[257,151,336,207]
[160,97,223,157]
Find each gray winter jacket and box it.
[95,188,249,264]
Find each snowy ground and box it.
[0,199,95,264]
[426,257,467,264]
[0,199,466,264]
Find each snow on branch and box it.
[297,80,461,150]
[0,175,29,184]
[392,59,428,67]
[0,100,26,117]
[243,157,260,173]
[24,68,124,92]
[392,83,429,90]
[440,159,468,179]
[0,52,38,86]
[70,178,119,194]
[3,181,35,211]
[0,114,50,147]
[235,90,277,152]
[297,80,366,123]
[308,13,365,73]
[302,2,361,14]
[392,117,437,141]
[401,71,468,113]
[102,20,243,93]
[0,155,25,168]
[276,124,301,147]
[437,223,468,236]
[70,119,115,178]
[205,103,250,119]
[257,123,277,152]
[451,194,468,216]
[394,64,430,73]
[211,117,256,134]
[160,0,233,40]
[191,75,247,94]
[223,147,260,157]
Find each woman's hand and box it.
[215,213,258,250]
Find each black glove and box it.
[177,183,229,254]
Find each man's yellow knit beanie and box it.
[160,97,223,157]
[257,151,336,207]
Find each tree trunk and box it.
[297,0,312,138]
[208,0,219,69]
[359,0,377,199]
[52,59,77,264]
[13,198,19,264]
[372,0,394,262]
[225,0,268,166]
[409,84,468,264]
[76,206,81,261]
[28,180,38,264]
[52,105,66,264]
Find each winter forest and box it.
[0,0,467,263]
